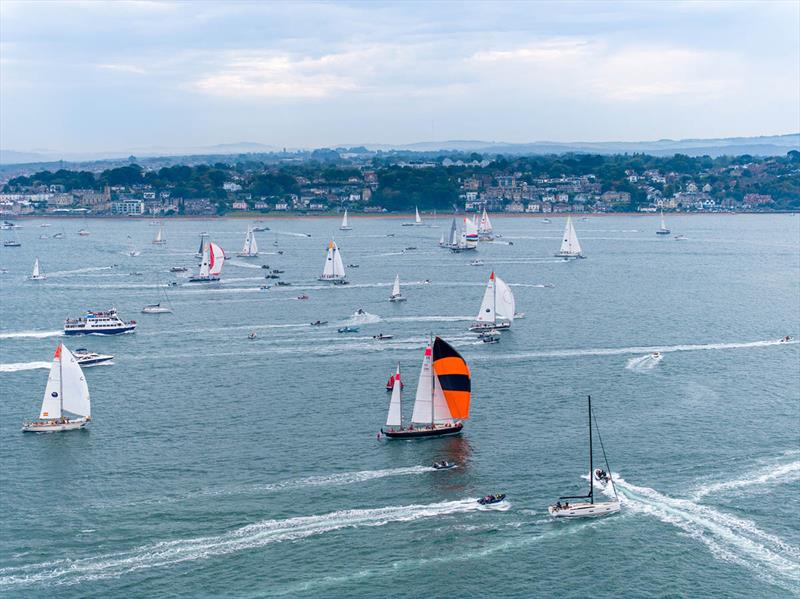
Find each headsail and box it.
[32,258,40,278]
[494,275,515,323]
[411,346,434,424]
[60,345,91,418]
[386,366,402,427]
[479,208,493,235]
[432,375,454,423]
[475,272,496,325]
[39,344,63,419]
[432,337,471,420]
[208,242,225,276]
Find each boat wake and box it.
[226,261,266,270]
[0,499,480,588]
[691,455,800,501]
[605,475,800,593]
[46,266,114,277]
[625,353,663,371]
[0,361,52,373]
[247,466,436,495]
[0,330,62,340]
[342,310,382,325]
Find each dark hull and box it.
[382,423,463,439]
[64,326,135,335]
[188,277,220,283]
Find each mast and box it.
[59,343,64,417]
[430,334,434,426]
[588,395,594,504]
[493,272,497,325]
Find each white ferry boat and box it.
[64,309,136,336]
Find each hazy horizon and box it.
[1,1,798,154]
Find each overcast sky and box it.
[1,0,798,153]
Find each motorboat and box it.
[478,329,501,344]
[141,303,172,314]
[514,312,526,319]
[72,348,114,367]
[272,269,285,274]
[261,264,271,269]
[248,332,257,340]
[276,281,291,286]
[779,335,793,343]
[129,272,144,276]
[651,351,661,359]
[265,274,280,279]
[3,240,21,247]
[373,334,394,340]
[470,260,484,266]
[170,266,188,273]
[78,229,90,236]
[594,468,610,485]
[128,249,141,257]
[405,246,417,251]
[259,285,271,291]
[338,326,359,333]
[297,294,309,300]
[433,461,457,470]
[477,494,507,506]
[64,309,136,335]
[310,320,328,326]
[347,264,360,268]
[674,235,687,241]
[541,218,551,223]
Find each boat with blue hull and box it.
[64,309,136,335]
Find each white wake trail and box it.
[0,330,62,340]
[692,459,800,501]
[0,361,51,373]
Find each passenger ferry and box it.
[64,309,136,335]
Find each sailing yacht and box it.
[555,217,585,259]
[318,240,348,284]
[29,258,46,280]
[389,274,406,302]
[402,207,424,226]
[152,225,166,245]
[548,396,621,518]
[381,337,470,439]
[189,240,225,282]
[339,209,352,231]
[449,217,478,252]
[478,208,494,240]
[469,271,515,331]
[656,210,671,235]
[237,227,259,257]
[22,343,91,432]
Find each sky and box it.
[1,0,798,154]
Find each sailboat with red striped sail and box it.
[381,337,470,439]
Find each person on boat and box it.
[556,501,562,510]
[357,308,365,315]
[564,501,569,509]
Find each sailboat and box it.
[29,258,46,281]
[195,232,209,258]
[402,206,424,226]
[152,225,166,245]
[438,232,445,247]
[478,208,494,240]
[449,217,478,252]
[389,274,406,302]
[237,227,259,257]
[189,240,225,282]
[339,209,352,231]
[22,343,92,432]
[381,337,470,439]
[555,217,585,259]
[656,210,671,235]
[142,277,173,313]
[318,240,348,284]
[548,395,620,518]
[469,271,515,331]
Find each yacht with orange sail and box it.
[381,337,470,439]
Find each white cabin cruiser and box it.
[72,348,114,367]
[22,344,92,432]
[64,309,136,335]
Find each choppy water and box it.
[0,214,798,598]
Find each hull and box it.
[77,356,114,366]
[22,418,90,433]
[548,501,620,518]
[555,253,585,259]
[382,422,463,439]
[339,227,352,231]
[389,297,406,302]
[64,325,136,335]
[656,230,670,235]
[318,278,348,285]
[236,253,259,257]
[469,321,511,332]
[188,276,221,283]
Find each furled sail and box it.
[432,337,471,420]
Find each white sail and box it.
[153,226,164,244]
[386,366,402,427]
[411,346,434,424]
[558,217,582,256]
[208,242,225,276]
[464,217,479,247]
[320,240,346,280]
[249,230,258,255]
[660,210,667,230]
[340,210,350,230]
[39,345,63,419]
[240,228,258,255]
[475,272,496,324]
[390,274,401,298]
[448,219,458,246]
[60,345,90,418]
[479,208,493,234]
[439,232,445,246]
[198,242,211,277]
[432,375,453,424]
[495,275,515,323]
[31,258,40,278]
[415,206,422,224]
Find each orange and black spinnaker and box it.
[432,336,471,420]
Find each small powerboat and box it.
[779,336,793,343]
[259,285,271,291]
[478,329,501,344]
[272,269,285,274]
[477,493,506,506]
[470,260,484,266]
[651,351,661,359]
[141,303,172,314]
[261,264,271,269]
[338,326,359,333]
[433,461,457,470]
[72,348,114,367]
[674,235,687,241]
[265,274,280,279]
[514,312,526,319]
[310,320,328,326]
[129,271,143,276]
[347,264,359,268]
[78,229,90,236]
[373,334,394,340]
[275,281,291,286]
[594,468,610,485]
[297,294,309,300]
[248,332,257,340]
[170,266,188,273]
[3,240,21,247]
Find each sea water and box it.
[0,214,798,597]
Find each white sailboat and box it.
[189,240,225,282]
[548,395,620,518]
[381,337,469,439]
[470,271,515,331]
[389,274,406,302]
[152,225,166,245]
[237,227,259,257]
[318,240,348,284]
[656,210,671,235]
[402,206,425,227]
[339,209,352,231]
[555,217,585,259]
[478,208,494,240]
[29,258,46,281]
[22,343,91,432]
[438,232,445,247]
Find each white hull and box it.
[29,275,46,281]
[389,296,406,302]
[548,501,620,518]
[555,253,585,259]
[469,321,511,332]
[236,252,259,257]
[142,307,172,314]
[339,226,352,231]
[22,417,90,433]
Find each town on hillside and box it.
[1,149,798,217]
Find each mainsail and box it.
[198,242,211,277]
[557,217,583,257]
[390,274,401,298]
[475,272,497,325]
[153,226,164,244]
[448,218,458,246]
[340,210,350,230]
[320,240,346,281]
[39,344,63,419]
[240,228,258,256]
[32,258,41,278]
[415,207,422,224]
[411,346,434,424]
[432,337,471,420]
[386,366,402,427]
